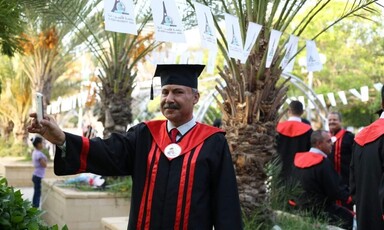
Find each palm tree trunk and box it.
[98,87,133,137]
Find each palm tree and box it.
[0,1,25,56]
[18,0,92,106]
[0,56,32,143]
[47,0,160,136]
[188,0,382,221]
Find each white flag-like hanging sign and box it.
[104,0,137,35]
[266,29,282,68]
[194,2,217,51]
[241,22,262,64]
[306,40,322,72]
[151,0,185,42]
[282,35,299,73]
[224,14,243,60]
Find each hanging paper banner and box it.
[306,40,322,72]
[150,0,185,42]
[327,93,336,106]
[240,22,262,64]
[282,35,299,73]
[194,2,217,51]
[207,50,217,74]
[224,14,243,60]
[338,91,348,105]
[104,0,137,35]
[316,94,326,107]
[266,29,282,68]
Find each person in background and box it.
[291,130,353,230]
[276,100,312,182]
[213,118,222,128]
[31,136,48,208]
[27,64,243,230]
[327,111,354,211]
[350,85,384,230]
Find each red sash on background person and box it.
[333,129,346,174]
[332,129,346,206]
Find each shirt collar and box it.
[288,116,302,122]
[380,111,384,119]
[309,147,327,158]
[167,117,196,136]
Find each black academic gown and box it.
[292,151,353,229]
[329,129,354,187]
[54,121,243,230]
[276,121,312,181]
[329,129,354,210]
[350,118,384,230]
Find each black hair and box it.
[382,85,384,103]
[30,136,43,148]
[289,100,304,116]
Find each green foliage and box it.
[0,0,24,56]
[0,137,29,157]
[0,177,67,230]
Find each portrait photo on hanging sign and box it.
[104,0,137,35]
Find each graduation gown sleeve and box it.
[54,125,140,176]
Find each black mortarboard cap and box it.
[150,64,205,100]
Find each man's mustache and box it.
[163,103,180,109]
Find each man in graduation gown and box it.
[276,100,312,182]
[350,85,384,230]
[327,111,354,210]
[291,130,353,230]
[27,64,243,230]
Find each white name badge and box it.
[164,143,182,159]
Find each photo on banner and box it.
[150,0,185,43]
[194,2,217,52]
[281,35,299,73]
[224,13,243,60]
[104,0,137,35]
[265,29,282,68]
[241,22,262,64]
[306,40,323,72]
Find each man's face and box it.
[328,113,341,133]
[160,84,199,126]
[318,132,333,154]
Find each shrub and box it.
[0,177,67,230]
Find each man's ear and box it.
[193,92,200,105]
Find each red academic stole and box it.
[294,151,325,168]
[355,119,384,146]
[136,120,223,230]
[277,121,311,137]
[332,129,346,174]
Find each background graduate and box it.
[27,64,243,230]
[350,85,384,230]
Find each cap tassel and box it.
[150,81,154,100]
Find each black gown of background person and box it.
[276,121,312,181]
[292,151,353,229]
[350,118,384,230]
[53,120,243,230]
[328,129,354,210]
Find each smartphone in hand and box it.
[36,92,44,123]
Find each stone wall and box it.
[42,179,130,230]
[0,159,64,187]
